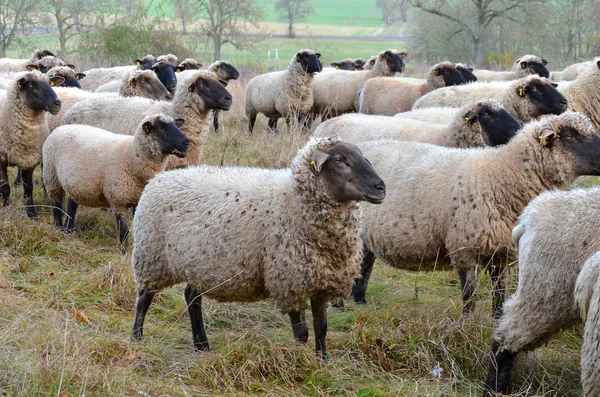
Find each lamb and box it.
[206,60,240,132]
[245,49,321,133]
[330,58,364,70]
[413,75,568,124]
[482,187,600,396]
[349,112,600,319]
[314,100,520,148]
[94,69,172,101]
[310,50,406,119]
[358,62,466,116]
[46,66,85,89]
[42,114,190,253]
[0,49,56,73]
[64,70,232,169]
[130,136,386,356]
[175,58,203,71]
[473,54,549,81]
[455,63,477,82]
[0,71,63,218]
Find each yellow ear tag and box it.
[128,79,134,87]
[50,81,54,86]
[335,64,339,69]
[464,117,469,121]
[186,84,192,92]
[16,81,21,88]
[518,88,524,97]
[311,161,319,172]
[539,135,546,146]
[136,61,141,65]
[296,54,300,62]
[213,66,218,71]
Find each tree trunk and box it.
[288,14,294,37]
[213,35,221,62]
[474,7,485,65]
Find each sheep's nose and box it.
[54,99,62,108]
[374,183,386,192]
[225,94,233,102]
[183,139,191,148]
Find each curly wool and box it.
[132,136,363,312]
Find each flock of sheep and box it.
[0,46,600,395]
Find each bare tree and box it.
[0,0,39,57]
[193,0,264,62]
[412,0,539,65]
[173,0,190,33]
[274,0,314,38]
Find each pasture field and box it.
[0,77,585,396]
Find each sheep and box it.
[473,54,549,81]
[354,58,367,69]
[134,54,157,70]
[482,187,600,396]
[42,114,190,253]
[245,49,321,133]
[79,55,164,91]
[94,69,172,101]
[46,66,85,89]
[175,58,203,71]
[358,62,466,116]
[314,100,520,148]
[156,53,179,67]
[0,71,63,218]
[0,49,56,73]
[455,63,477,82]
[393,107,457,124]
[48,87,119,133]
[206,60,240,132]
[330,58,364,71]
[555,57,600,132]
[30,56,73,74]
[413,75,568,124]
[363,56,377,70]
[310,50,406,119]
[64,70,232,169]
[130,136,386,356]
[349,112,600,318]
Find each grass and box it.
[0,75,586,396]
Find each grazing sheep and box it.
[473,54,549,81]
[413,75,568,124]
[358,62,466,116]
[245,49,321,133]
[64,71,232,169]
[482,187,600,396]
[315,100,520,148]
[206,60,240,132]
[330,58,364,71]
[0,71,63,218]
[95,69,172,101]
[43,114,190,253]
[455,63,477,82]
[351,112,600,318]
[130,136,386,356]
[310,50,406,119]
[156,53,179,67]
[0,49,56,73]
[556,57,600,132]
[46,66,85,89]
[176,58,203,71]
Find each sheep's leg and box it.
[14,168,22,186]
[482,340,517,396]
[311,296,328,358]
[184,283,210,351]
[52,199,64,228]
[65,198,78,233]
[268,118,278,131]
[21,168,37,219]
[352,248,376,304]
[132,288,156,340]
[457,266,476,315]
[212,109,220,133]
[115,214,129,255]
[0,164,9,207]
[288,310,309,343]
[489,264,507,320]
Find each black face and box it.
[520,60,550,78]
[37,49,55,59]
[331,61,356,71]
[436,66,466,86]
[476,105,520,146]
[60,73,81,89]
[456,66,477,83]
[354,59,366,68]
[152,62,177,94]
[220,63,240,80]
[297,52,322,74]
[190,76,232,111]
[18,75,62,114]
[383,51,404,73]
[317,142,386,204]
[559,125,600,176]
[525,80,568,116]
[144,118,190,158]
[135,56,157,70]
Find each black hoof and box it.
[193,341,210,351]
[353,296,367,304]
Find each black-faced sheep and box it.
[473,54,549,81]
[95,69,172,101]
[455,63,477,83]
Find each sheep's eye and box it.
[332,157,342,164]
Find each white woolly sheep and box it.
[556,57,600,132]
[0,49,57,73]
[473,54,549,81]
[310,50,406,119]
[79,55,162,91]
[362,56,377,70]
[314,100,520,148]
[358,62,466,116]
[482,187,600,396]
[46,66,85,89]
[393,107,456,123]
[130,136,386,356]
[43,114,190,253]
[95,69,172,101]
[350,112,600,319]
[245,49,321,133]
[413,75,568,124]
[48,87,119,133]
[550,60,591,82]
[0,71,63,218]
[64,70,232,169]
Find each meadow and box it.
[0,73,586,396]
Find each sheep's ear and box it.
[175,66,185,72]
[369,59,375,66]
[379,53,385,60]
[128,78,136,87]
[187,82,195,92]
[49,76,65,87]
[310,149,330,173]
[67,64,76,69]
[197,63,203,68]
[464,111,479,125]
[539,129,558,147]
[520,61,527,69]
[143,121,152,134]
[541,59,548,66]
[76,73,86,80]
[296,53,301,62]
[213,65,219,71]
[331,63,340,69]
[517,86,528,97]
[433,68,441,76]
[468,67,473,71]
[16,77,26,89]
[551,83,558,88]
[219,79,228,87]
[400,52,408,58]
[134,59,142,66]
[174,118,185,128]
[315,53,321,59]
[354,65,364,70]
[596,60,600,70]
[25,64,38,71]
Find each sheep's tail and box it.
[576,251,600,396]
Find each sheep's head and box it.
[31,49,55,61]
[354,58,367,69]
[134,54,157,70]
[210,60,240,81]
[185,72,232,111]
[514,76,567,117]
[176,58,203,72]
[331,58,362,71]
[461,100,520,147]
[127,70,172,101]
[455,63,477,83]
[430,62,465,88]
[294,49,321,75]
[151,61,178,95]
[377,49,406,74]
[364,56,377,70]
[15,71,62,115]
[25,56,68,74]
[513,55,549,78]
[157,53,180,67]
[139,114,190,158]
[46,66,85,89]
